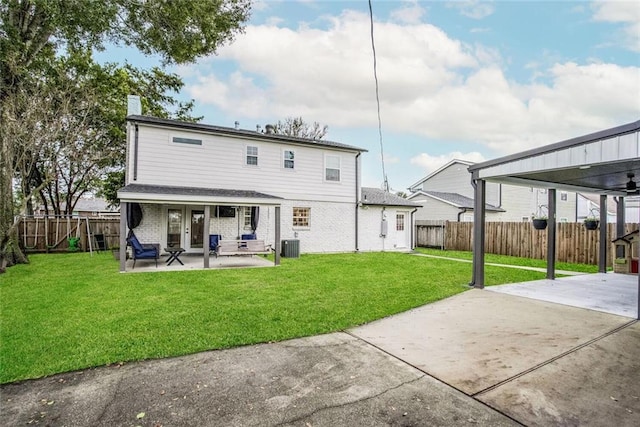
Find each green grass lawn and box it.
[415,247,599,273]
[1,251,546,384]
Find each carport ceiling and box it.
[494,160,640,195]
[471,120,640,195]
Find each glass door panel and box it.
[190,210,205,248]
[167,208,182,248]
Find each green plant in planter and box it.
[584,217,599,230]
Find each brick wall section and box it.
[131,201,357,254]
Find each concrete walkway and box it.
[413,253,587,276]
[2,289,638,426]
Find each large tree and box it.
[274,116,328,140]
[0,0,251,271]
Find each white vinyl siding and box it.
[130,126,358,203]
[325,155,341,182]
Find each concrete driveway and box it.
[351,288,640,426]
[2,283,638,426]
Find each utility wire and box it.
[368,0,389,192]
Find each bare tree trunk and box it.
[0,134,28,272]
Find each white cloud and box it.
[181,4,640,158]
[410,152,486,173]
[591,0,640,52]
[390,2,426,25]
[449,1,495,20]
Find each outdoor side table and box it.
[164,247,185,266]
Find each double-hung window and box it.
[325,155,341,182]
[284,150,295,169]
[246,146,258,166]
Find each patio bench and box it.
[216,239,272,257]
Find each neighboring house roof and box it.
[409,190,504,212]
[67,197,118,213]
[361,187,422,207]
[118,184,281,200]
[408,159,474,191]
[578,193,617,215]
[127,115,367,153]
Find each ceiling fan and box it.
[624,173,639,195]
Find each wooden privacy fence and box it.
[416,221,640,266]
[19,217,121,253]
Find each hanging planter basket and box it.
[584,220,599,230]
[532,219,548,230]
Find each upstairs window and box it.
[172,136,202,146]
[246,146,258,166]
[284,150,295,169]
[293,207,310,227]
[325,155,341,182]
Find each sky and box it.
[101,0,640,192]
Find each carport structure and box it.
[468,120,640,319]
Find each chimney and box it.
[265,124,275,134]
[234,121,240,130]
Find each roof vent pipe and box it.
[265,124,275,134]
[234,121,240,130]
[256,125,262,132]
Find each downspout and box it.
[133,124,139,181]
[410,207,418,250]
[457,208,469,222]
[355,152,361,252]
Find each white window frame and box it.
[396,213,405,231]
[325,154,341,182]
[283,150,295,169]
[243,207,252,229]
[292,207,310,228]
[246,145,258,166]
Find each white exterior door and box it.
[395,212,410,248]
[185,207,205,252]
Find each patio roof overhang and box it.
[469,120,640,195]
[117,184,283,206]
[467,120,640,319]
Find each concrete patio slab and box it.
[477,322,640,427]
[0,333,517,427]
[125,253,274,273]
[487,273,639,318]
[349,289,631,395]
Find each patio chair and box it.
[126,232,159,269]
[209,234,222,256]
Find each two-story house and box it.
[117,115,418,271]
[407,159,578,222]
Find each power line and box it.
[368,0,389,192]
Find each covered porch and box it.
[116,184,283,272]
[468,120,640,319]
